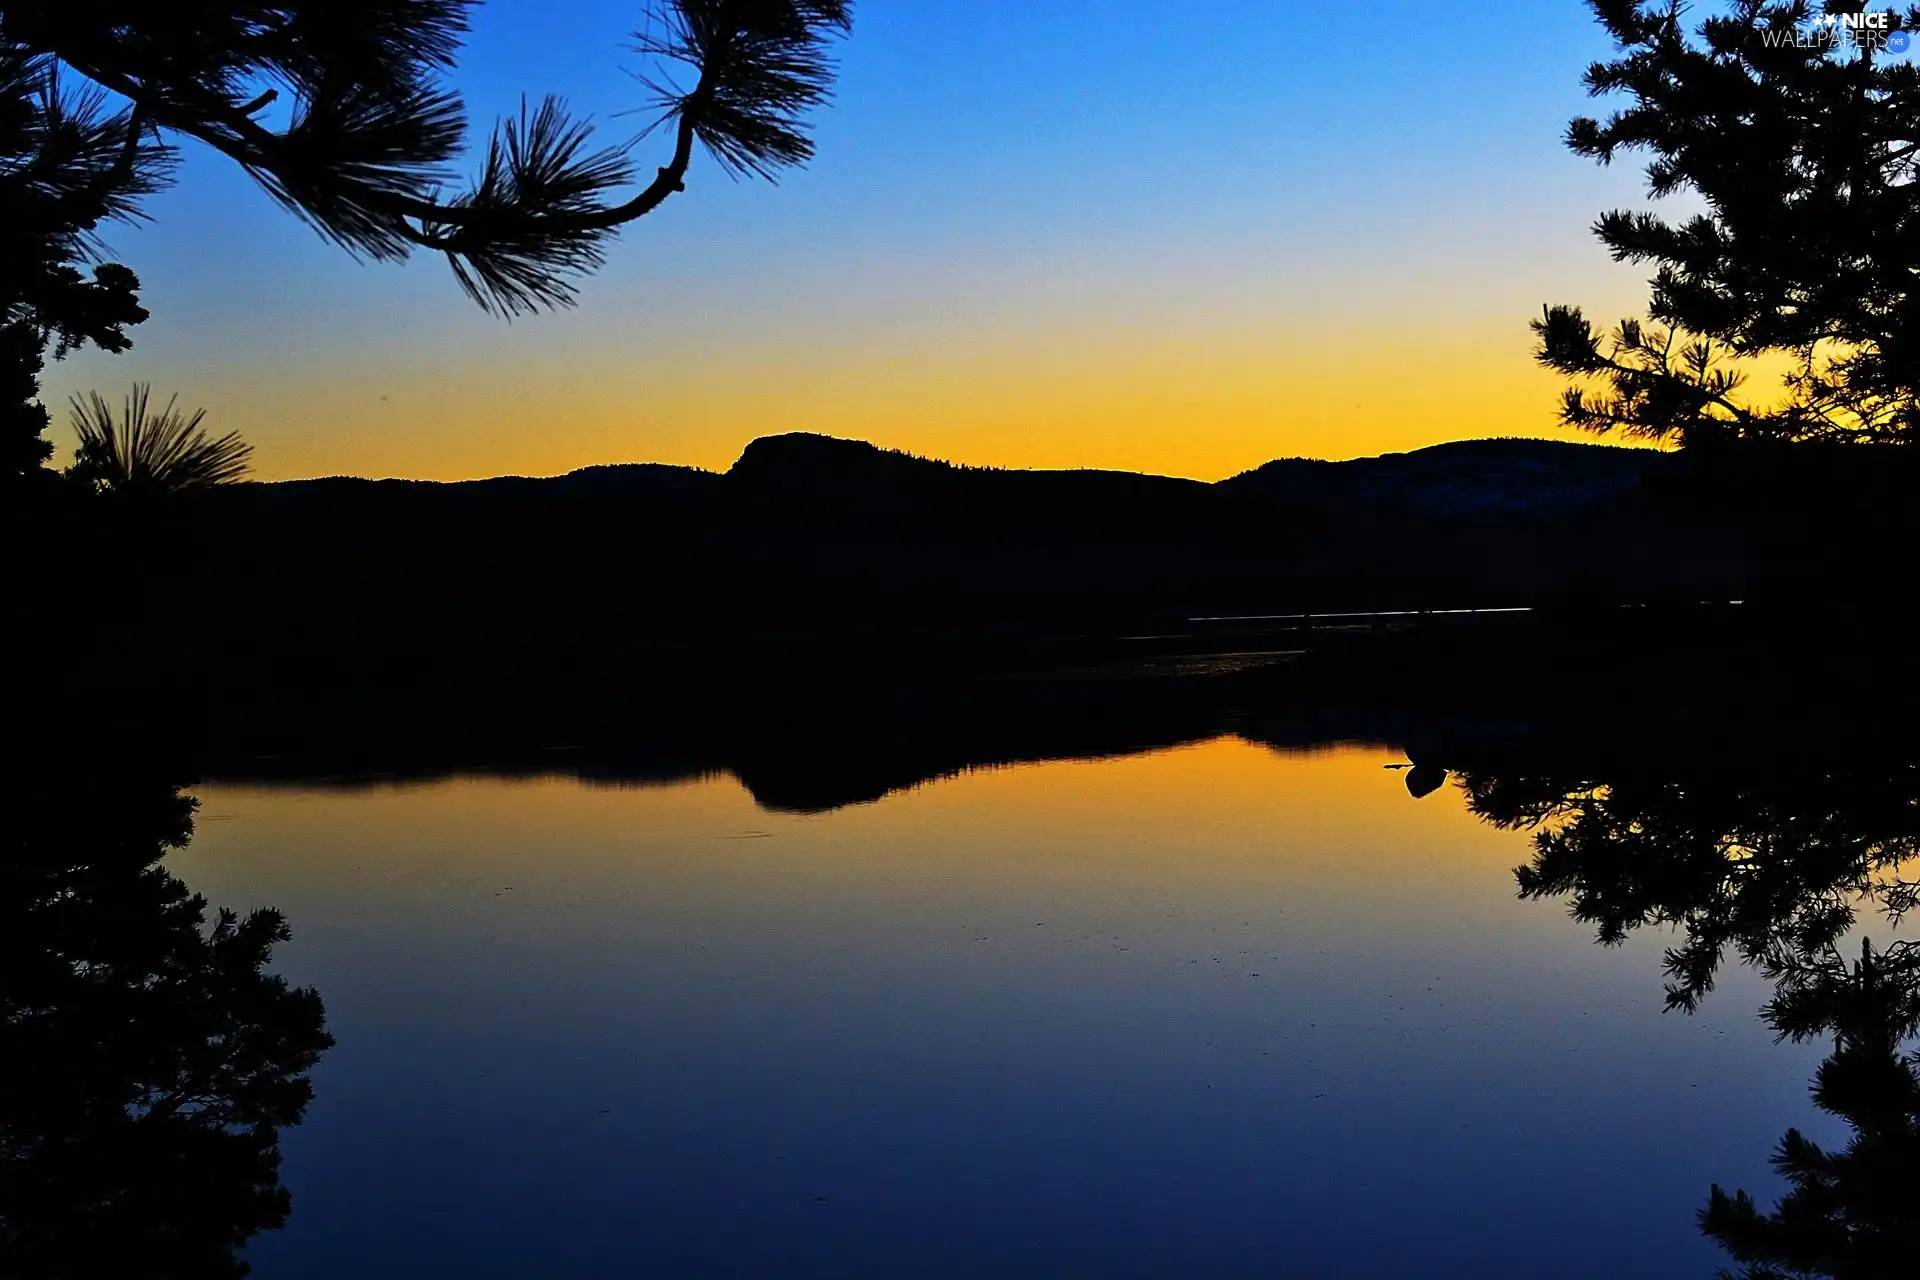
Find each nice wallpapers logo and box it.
[1763,10,1912,53]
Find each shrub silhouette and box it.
[67,385,252,497]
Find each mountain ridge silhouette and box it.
[256,432,1661,517]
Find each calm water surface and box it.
[166,738,1852,1277]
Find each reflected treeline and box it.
[182,600,1892,818]
[1702,937,1920,1276]
[1437,755,1920,1275]
[194,652,1276,812]
[0,727,331,1277]
[1462,766,1920,1014]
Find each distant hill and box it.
[262,432,1663,517]
[98,428,1911,711]
[729,432,1212,512]
[208,431,1704,602]
[1220,437,1658,515]
[265,431,1661,511]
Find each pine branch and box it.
[19,1,855,315]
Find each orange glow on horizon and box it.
[51,314,1662,484]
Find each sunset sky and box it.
[44,1,1670,482]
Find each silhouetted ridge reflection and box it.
[179,603,1920,823]
[1427,755,1920,1276]
[0,728,332,1278]
[200,661,1273,811]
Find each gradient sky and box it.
[43,1,1672,481]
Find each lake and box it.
[144,731,1890,1277]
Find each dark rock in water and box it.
[1405,764,1450,799]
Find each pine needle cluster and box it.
[67,384,252,496]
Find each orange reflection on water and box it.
[182,739,1539,944]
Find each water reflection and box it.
[28,665,1920,1275]
[1426,755,1920,1276]
[187,735,1784,1276]
[0,733,331,1277]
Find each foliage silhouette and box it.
[1448,754,1920,1277]
[0,44,159,498]
[0,725,332,1277]
[1538,1,1920,445]
[1462,763,1920,1012]
[3,1,852,316]
[1700,936,1920,1279]
[68,384,252,497]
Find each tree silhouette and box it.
[0,725,332,1277]
[0,46,161,500]
[1537,1,1920,445]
